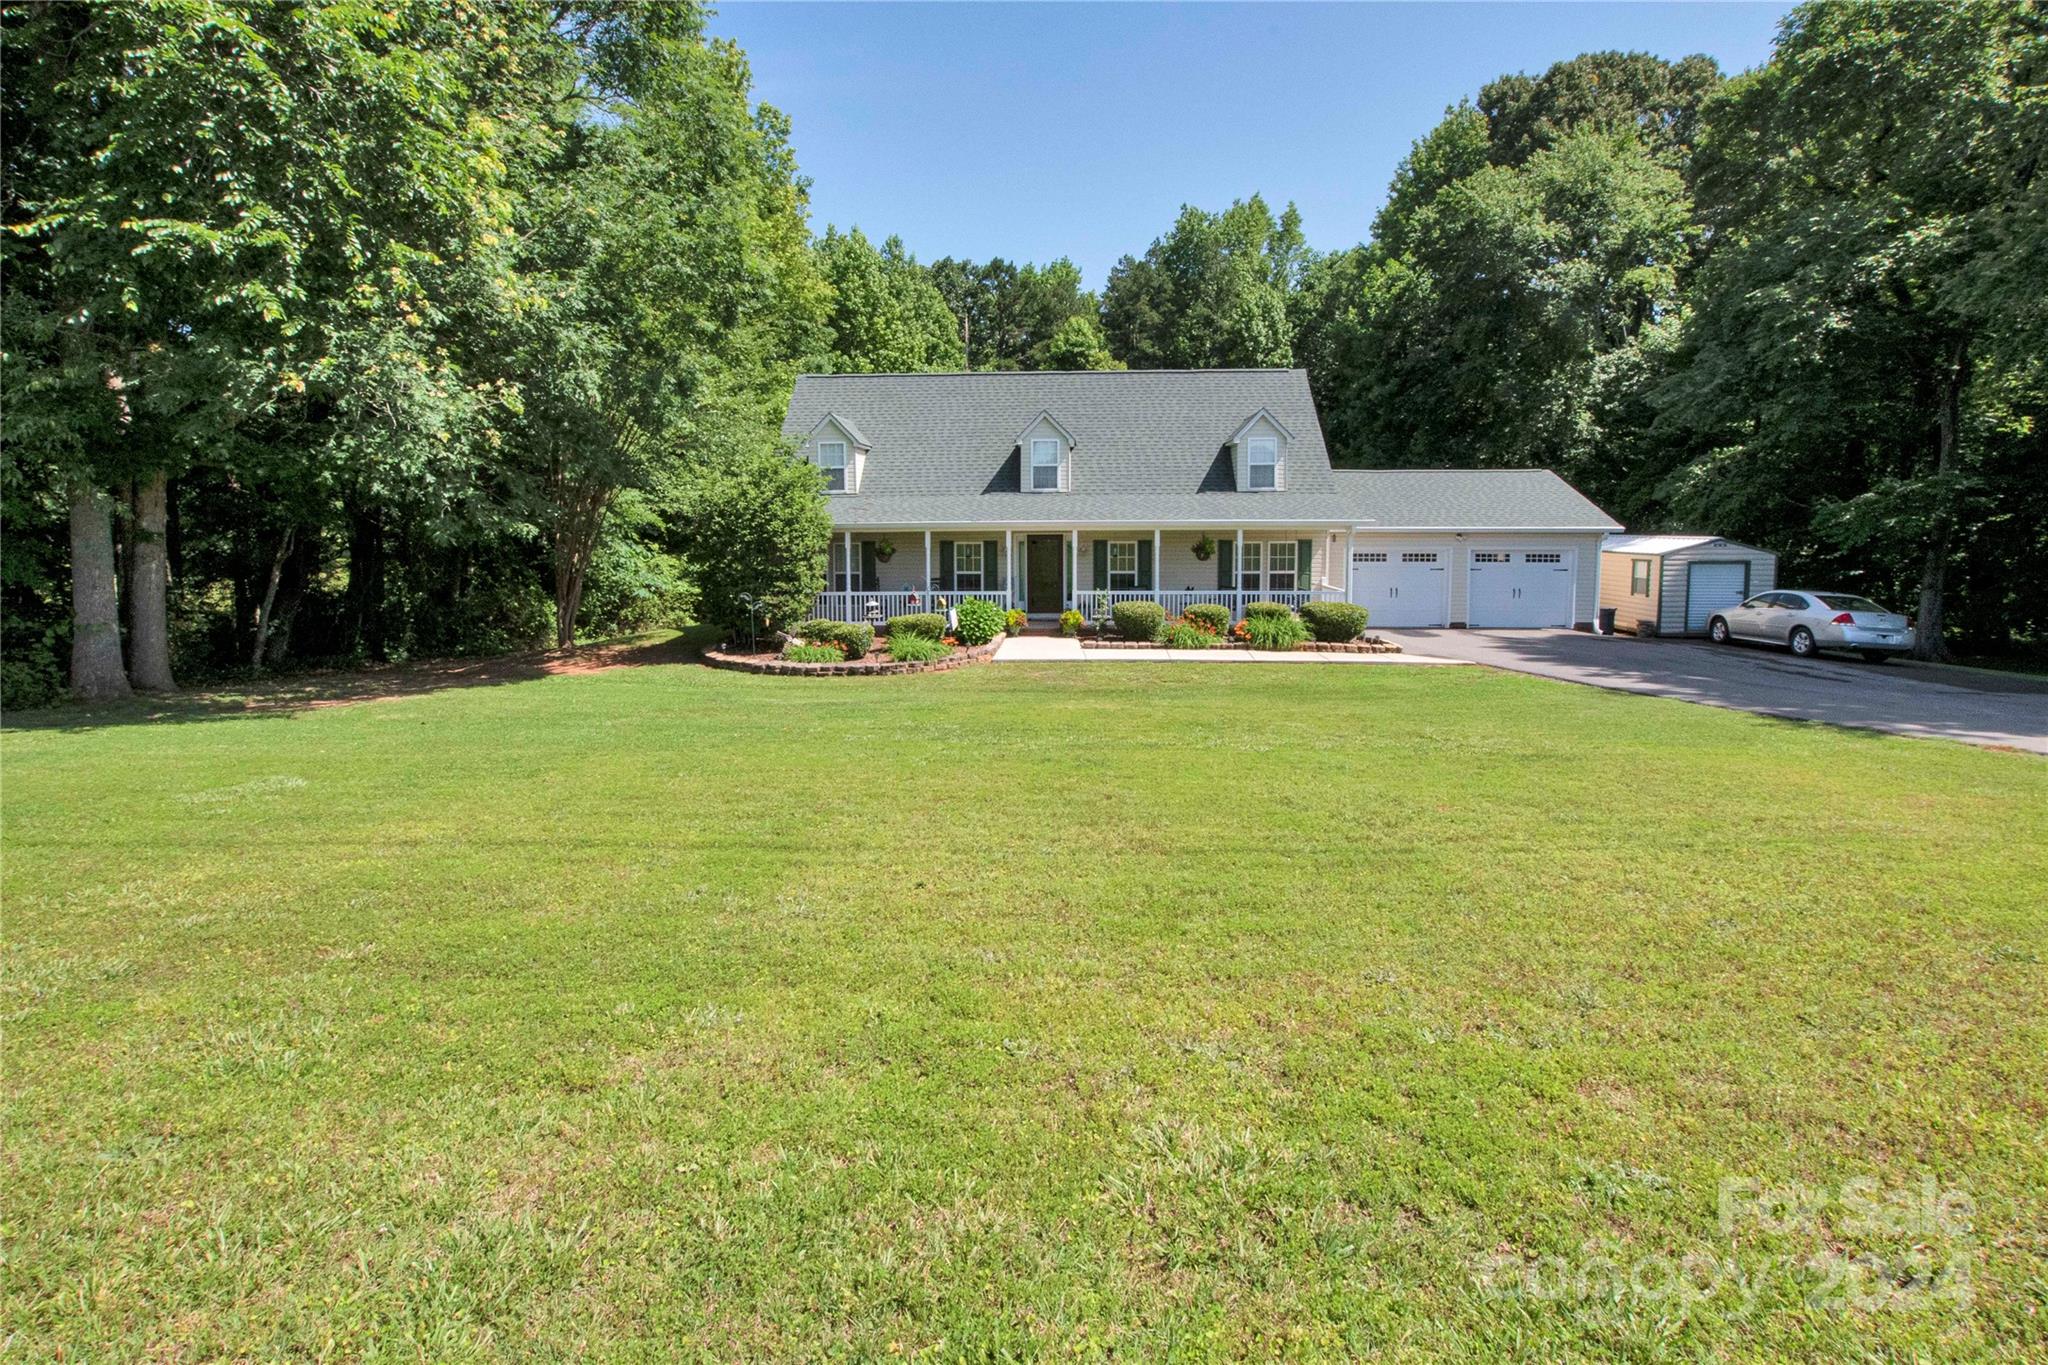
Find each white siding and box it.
[1231,414,1290,493]
[1346,532,1605,629]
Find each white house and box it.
[784,369,1621,628]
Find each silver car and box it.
[1708,590,1915,663]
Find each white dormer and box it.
[1017,411,1075,493]
[1228,409,1293,492]
[802,413,869,494]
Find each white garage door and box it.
[1685,561,1749,633]
[1468,549,1576,627]
[1349,546,1448,627]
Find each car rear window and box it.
[1817,594,1887,613]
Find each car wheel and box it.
[1708,616,1731,644]
[1789,626,1816,658]
[1859,650,1891,665]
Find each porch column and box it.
[1234,528,1244,608]
[923,530,932,593]
[1069,528,1079,611]
[1346,529,1356,600]
[842,530,853,596]
[1004,529,1014,606]
[1153,528,1162,603]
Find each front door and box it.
[1027,535,1064,613]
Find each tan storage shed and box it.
[1601,535,1778,637]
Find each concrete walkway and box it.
[992,636,1467,665]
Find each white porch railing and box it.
[809,590,1011,623]
[1081,588,1344,620]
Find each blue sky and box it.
[707,1,1792,288]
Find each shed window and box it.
[1630,558,1652,597]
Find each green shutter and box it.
[1297,539,1313,591]
[983,540,998,594]
[1136,538,1153,591]
[1092,539,1108,592]
[861,541,879,592]
[1217,538,1233,590]
[938,540,954,591]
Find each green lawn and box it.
[5,657,2045,1360]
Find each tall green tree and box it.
[815,228,964,373]
[1100,196,1300,369]
[930,255,1096,370]
[1658,0,2047,657]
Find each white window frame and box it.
[1240,541,1262,592]
[954,541,984,591]
[1107,540,1139,591]
[830,540,856,592]
[1266,540,1297,592]
[816,440,848,492]
[1247,436,1279,491]
[1630,558,1652,597]
[1029,437,1062,492]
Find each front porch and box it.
[808,527,1350,623]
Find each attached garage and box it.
[1347,544,1450,626]
[1600,534,1779,637]
[1466,548,1577,628]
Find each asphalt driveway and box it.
[1374,628,2048,754]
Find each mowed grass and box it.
[4,658,2045,1361]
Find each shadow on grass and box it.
[2,629,715,733]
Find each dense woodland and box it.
[3,0,2043,706]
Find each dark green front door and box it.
[1027,535,1063,613]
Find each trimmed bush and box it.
[1243,600,1295,620]
[954,597,1005,646]
[1161,619,1222,649]
[1058,609,1084,637]
[1244,611,1311,651]
[780,642,843,663]
[885,612,945,641]
[1181,602,1230,633]
[1110,600,1165,642]
[888,632,952,663]
[798,618,873,659]
[1299,600,1370,642]
[1005,608,1028,633]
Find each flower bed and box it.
[1079,636,1402,654]
[704,634,1006,676]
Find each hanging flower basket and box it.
[1192,533,1217,562]
[874,538,896,563]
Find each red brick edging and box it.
[703,634,1005,676]
[1080,636,1402,654]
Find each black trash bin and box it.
[1597,607,1617,635]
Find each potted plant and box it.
[873,538,896,563]
[1192,533,1216,562]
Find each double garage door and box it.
[1348,544,1576,628]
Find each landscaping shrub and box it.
[1244,611,1311,651]
[888,632,952,663]
[780,643,843,663]
[954,597,1005,646]
[798,618,873,659]
[1161,618,1223,649]
[1244,600,1295,620]
[886,612,945,640]
[1006,608,1028,633]
[1299,600,1370,641]
[1110,600,1165,641]
[688,449,832,637]
[1059,609,1083,636]
[1181,602,1230,633]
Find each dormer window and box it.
[817,440,847,491]
[1247,437,1278,490]
[1030,438,1061,491]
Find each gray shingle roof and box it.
[783,369,1345,526]
[1331,469,1621,531]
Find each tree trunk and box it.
[1912,335,1971,662]
[127,469,177,690]
[250,528,296,670]
[68,482,132,702]
[261,532,313,667]
[549,469,612,649]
